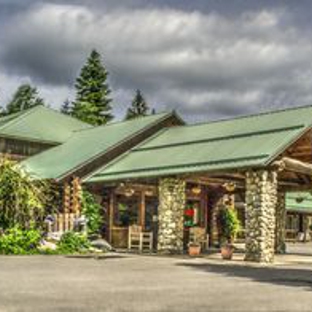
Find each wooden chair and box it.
[189,226,209,251]
[128,225,153,252]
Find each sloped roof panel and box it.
[0,106,90,144]
[21,111,176,180]
[87,105,312,182]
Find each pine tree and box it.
[60,99,72,115]
[71,50,113,125]
[125,90,150,120]
[5,84,44,115]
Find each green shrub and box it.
[218,208,241,245]
[0,158,49,230]
[0,227,41,255]
[81,190,102,234]
[57,231,91,254]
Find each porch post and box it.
[275,192,286,254]
[303,215,310,242]
[71,177,82,213]
[139,191,146,230]
[245,170,277,263]
[63,182,71,213]
[157,177,185,253]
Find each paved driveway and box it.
[0,253,311,311]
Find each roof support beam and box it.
[272,157,312,176]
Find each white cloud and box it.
[1,3,312,119]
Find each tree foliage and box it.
[81,190,102,234]
[5,84,44,115]
[218,207,240,244]
[125,90,150,120]
[0,158,48,230]
[60,98,72,115]
[72,50,113,125]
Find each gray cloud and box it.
[1,2,312,121]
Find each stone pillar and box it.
[275,192,286,254]
[157,177,186,253]
[245,170,277,263]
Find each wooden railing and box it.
[46,213,81,233]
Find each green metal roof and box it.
[286,192,312,213]
[21,111,177,180]
[87,105,312,182]
[0,106,90,144]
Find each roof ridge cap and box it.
[72,111,173,133]
[184,104,312,129]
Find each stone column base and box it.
[157,177,185,253]
[245,170,277,263]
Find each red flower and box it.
[185,209,194,216]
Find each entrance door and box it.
[145,196,158,249]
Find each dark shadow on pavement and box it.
[285,252,312,257]
[176,262,312,290]
[65,254,128,260]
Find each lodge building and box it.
[1,105,312,263]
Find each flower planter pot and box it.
[221,244,234,260]
[188,244,201,256]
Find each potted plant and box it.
[218,207,240,260]
[188,241,201,256]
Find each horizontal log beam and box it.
[272,157,312,176]
[186,178,245,189]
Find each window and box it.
[114,194,139,227]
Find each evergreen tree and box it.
[72,50,113,125]
[125,90,150,120]
[0,107,5,117]
[60,98,72,115]
[5,84,44,115]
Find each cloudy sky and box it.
[1,0,312,122]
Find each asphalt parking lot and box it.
[0,248,312,312]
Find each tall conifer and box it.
[125,90,150,120]
[72,50,113,125]
[6,84,44,114]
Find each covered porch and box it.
[87,155,312,263]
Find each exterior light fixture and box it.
[191,185,201,195]
[224,182,236,192]
[145,189,154,197]
[124,188,134,197]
